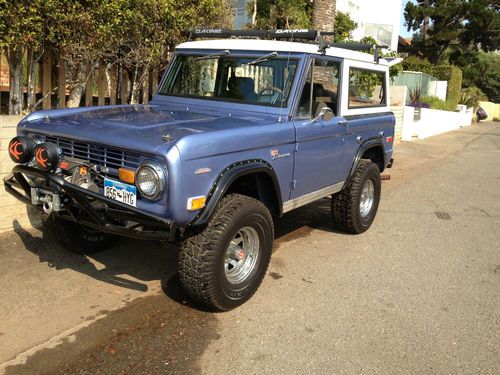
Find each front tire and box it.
[45,216,116,254]
[331,159,381,234]
[178,194,274,311]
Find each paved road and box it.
[1,123,499,374]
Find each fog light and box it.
[8,136,34,164]
[34,142,61,171]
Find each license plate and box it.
[103,178,136,207]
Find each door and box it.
[290,57,350,199]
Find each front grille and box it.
[45,136,141,170]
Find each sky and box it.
[400,0,414,38]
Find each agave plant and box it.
[409,86,423,104]
[460,87,486,109]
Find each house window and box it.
[364,23,394,47]
[348,68,386,108]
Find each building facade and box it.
[233,0,251,29]
[232,0,401,51]
[335,0,402,51]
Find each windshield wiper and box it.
[193,50,231,61]
[239,52,279,67]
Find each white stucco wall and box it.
[401,106,473,141]
[336,0,402,51]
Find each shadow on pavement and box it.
[12,219,178,294]
[11,197,345,307]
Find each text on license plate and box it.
[104,178,136,207]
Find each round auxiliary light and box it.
[135,161,166,200]
[8,136,34,164]
[34,142,61,172]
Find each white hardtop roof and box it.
[176,39,391,66]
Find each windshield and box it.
[159,54,299,107]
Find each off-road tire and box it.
[331,160,381,234]
[45,215,116,254]
[179,194,274,311]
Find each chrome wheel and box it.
[225,226,260,285]
[359,179,375,217]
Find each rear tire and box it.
[331,160,381,234]
[45,216,116,254]
[178,194,274,311]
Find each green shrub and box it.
[421,96,456,111]
[432,65,463,108]
[402,56,434,75]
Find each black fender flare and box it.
[344,138,385,189]
[192,160,282,226]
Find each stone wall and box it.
[391,106,404,142]
[0,115,33,232]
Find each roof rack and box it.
[184,29,389,62]
[185,28,325,41]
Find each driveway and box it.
[1,123,499,374]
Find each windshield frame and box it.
[156,49,307,113]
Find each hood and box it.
[19,105,273,156]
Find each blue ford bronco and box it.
[5,30,396,311]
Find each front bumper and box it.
[4,165,176,241]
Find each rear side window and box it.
[348,68,386,108]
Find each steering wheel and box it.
[258,86,284,104]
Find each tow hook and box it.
[30,187,62,213]
[43,201,53,214]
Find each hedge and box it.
[432,65,463,108]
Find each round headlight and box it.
[135,161,166,200]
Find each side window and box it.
[348,68,386,108]
[296,59,340,119]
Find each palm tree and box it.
[312,0,336,32]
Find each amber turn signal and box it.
[119,168,135,184]
[187,196,206,211]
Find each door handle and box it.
[339,120,348,126]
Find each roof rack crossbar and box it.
[184,29,389,62]
[185,29,324,41]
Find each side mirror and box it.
[312,107,334,123]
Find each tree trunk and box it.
[252,0,257,26]
[7,46,24,115]
[312,0,336,32]
[97,61,106,106]
[130,66,141,104]
[26,47,39,112]
[42,54,52,110]
[120,68,129,104]
[152,67,159,94]
[142,69,149,105]
[67,62,88,108]
[109,66,117,105]
[57,55,67,108]
[423,0,430,41]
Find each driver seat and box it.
[228,76,256,101]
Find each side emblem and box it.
[194,167,211,175]
[270,149,291,160]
